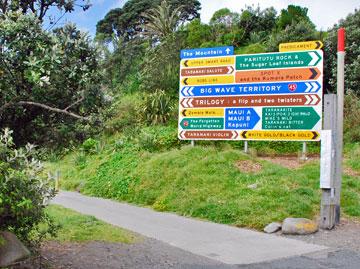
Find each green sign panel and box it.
[236,51,322,70]
[262,107,320,130]
[180,118,224,130]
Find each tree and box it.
[324,9,360,95]
[0,12,103,145]
[266,20,318,52]
[210,8,238,27]
[277,5,314,29]
[185,18,213,48]
[101,36,146,89]
[209,8,242,46]
[96,0,200,43]
[238,6,277,44]
[0,0,91,21]
[140,32,185,93]
[142,0,184,39]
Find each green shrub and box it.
[0,128,56,248]
[73,151,87,169]
[137,131,158,152]
[136,125,180,152]
[235,43,266,54]
[140,89,175,125]
[105,94,141,135]
[81,138,98,154]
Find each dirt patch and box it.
[235,160,262,173]
[11,236,224,269]
[39,238,221,269]
[282,218,360,252]
[344,166,360,177]
[260,155,319,169]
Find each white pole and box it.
[244,141,248,153]
[191,140,195,147]
[301,142,307,160]
[334,27,346,223]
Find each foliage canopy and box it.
[0,12,103,146]
[96,0,200,42]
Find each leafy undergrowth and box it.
[46,205,137,243]
[47,142,360,230]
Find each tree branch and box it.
[64,96,84,111]
[0,100,17,114]
[17,101,90,121]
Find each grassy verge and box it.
[46,205,137,243]
[346,143,360,171]
[47,141,360,230]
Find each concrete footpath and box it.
[53,191,327,265]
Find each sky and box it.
[49,0,359,36]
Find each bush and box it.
[140,90,175,125]
[81,138,98,154]
[266,20,318,52]
[0,129,56,248]
[136,125,180,152]
[104,94,142,135]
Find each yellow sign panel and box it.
[279,41,323,52]
[181,57,235,68]
[181,108,224,117]
[182,75,234,86]
[241,130,320,141]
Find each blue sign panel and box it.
[180,46,234,59]
[225,108,260,130]
[181,81,321,97]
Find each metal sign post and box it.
[320,28,345,229]
[301,142,307,161]
[320,94,337,229]
[244,141,249,154]
[334,28,346,224]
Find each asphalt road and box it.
[53,191,325,264]
[50,191,360,269]
[43,238,360,269]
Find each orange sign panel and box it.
[235,68,321,83]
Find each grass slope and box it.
[46,205,137,243]
[48,143,360,230]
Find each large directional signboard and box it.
[178,46,323,141]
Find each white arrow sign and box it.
[305,82,321,93]
[181,98,194,108]
[182,87,194,96]
[179,131,186,139]
[305,95,320,105]
[227,66,234,74]
[308,52,320,66]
